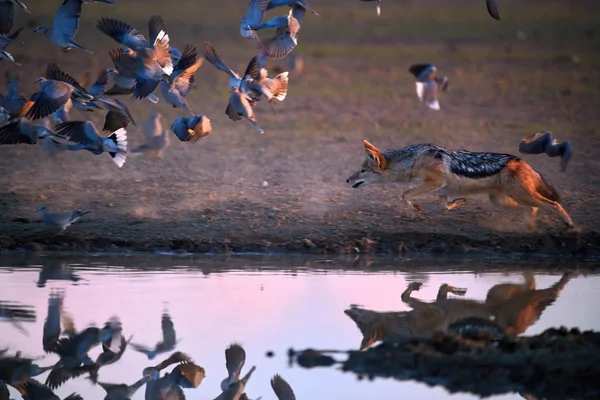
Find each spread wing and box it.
[225,344,246,381]
[54,121,102,147]
[203,41,239,79]
[97,17,148,49]
[52,0,82,40]
[271,374,296,400]
[0,119,36,144]
[109,48,138,77]
[27,83,72,121]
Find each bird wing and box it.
[171,43,198,80]
[161,312,176,346]
[148,14,166,46]
[0,1,15,35]
[27,82,72,121]
[270,375,296,400]
[153,351,191,371]
[54,121,102,147]
[103,109,132,133]
[177,361,206,388]
[42,291,62,353]
[0,119,36,144]
[109,48,138,77]
[243,56,260,80]
[45,365,92,390]
[173,58,203,96]
[408,63,435,81]
[97,17,148,50]
[46,63,88,94]
[0,383,8,400]
[203,41,240,79]
[134,50,163,99]
[225,344,246,381]
[52,0,82,40]
[243,0,270,27]
[20,378,58,399]
[88,70,108,97]
[263,31,296,59]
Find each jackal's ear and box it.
[364,145,387,170]
[363,139,379,153]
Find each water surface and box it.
[1,254,598,400]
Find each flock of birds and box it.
[0,290,297,400]
[0,0,574,226]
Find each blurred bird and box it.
[0,355,56,393]
[36,206,90,231]
[52,120,128,167]
[250,7,302,60]
[144,352,206,400]
[0,0,29,35]
[131,128,169,158]
[220,344,246,392]
[89,373,154,400]
[141,111,162,141]
[203,42,265,134]
[0,118,67,158]
[487,0,500,20]
[214,366,257,400]
[245,68,289,103]
[518,131,572,172]
[24,63,94,121]
[170,116,212,144]
[0,26,22,65]
[408,63,448,110]
[97,15,173,100]
[240,0,270,39]
[0,300,36,335]
[160,43,203,115]
[130,310,178,360]
[33,0,116,53]
[15,378,83,400]
[266,0,318,16]
[359,0,382,16]
[0,70,30,119]
[269,374,296,400]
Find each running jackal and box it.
[346,140,574,228]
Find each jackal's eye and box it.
[360,169,366,173]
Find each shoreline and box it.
[1,229,599,259]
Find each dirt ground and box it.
[0,0,599,256]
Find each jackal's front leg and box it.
[437,190,468,211]
[402,181,443,212]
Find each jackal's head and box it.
[346,140,390,188]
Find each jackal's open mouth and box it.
[352,181,364,188]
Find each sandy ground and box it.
[0,0,599,256]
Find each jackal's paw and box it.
[407,282,423,291]
[446,198,468,211]
[410,202,423,212]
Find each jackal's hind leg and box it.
[402,180,443,212]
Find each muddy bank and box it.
[290,327,600,399]
[0,228,599,259]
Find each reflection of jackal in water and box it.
[344,271,575,350]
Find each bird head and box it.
[36,205,46,214]
[105,68,116,75]
[33,26,46,34]
[33,77,46,85]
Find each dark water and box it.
[0,254,598,400]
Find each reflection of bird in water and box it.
[42,292,120,390]
[0,299,36,335]
[36,261,87,288]
[89,371,154,400]
[518,131,572,172]
[213,365,257,400]
[241,374,297,400]
[143,351,206,400]
[131,310,178,360]
[13,377,83,400]
[88,317,132,381]
[220,344,246,392]
[0,354,57,396]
